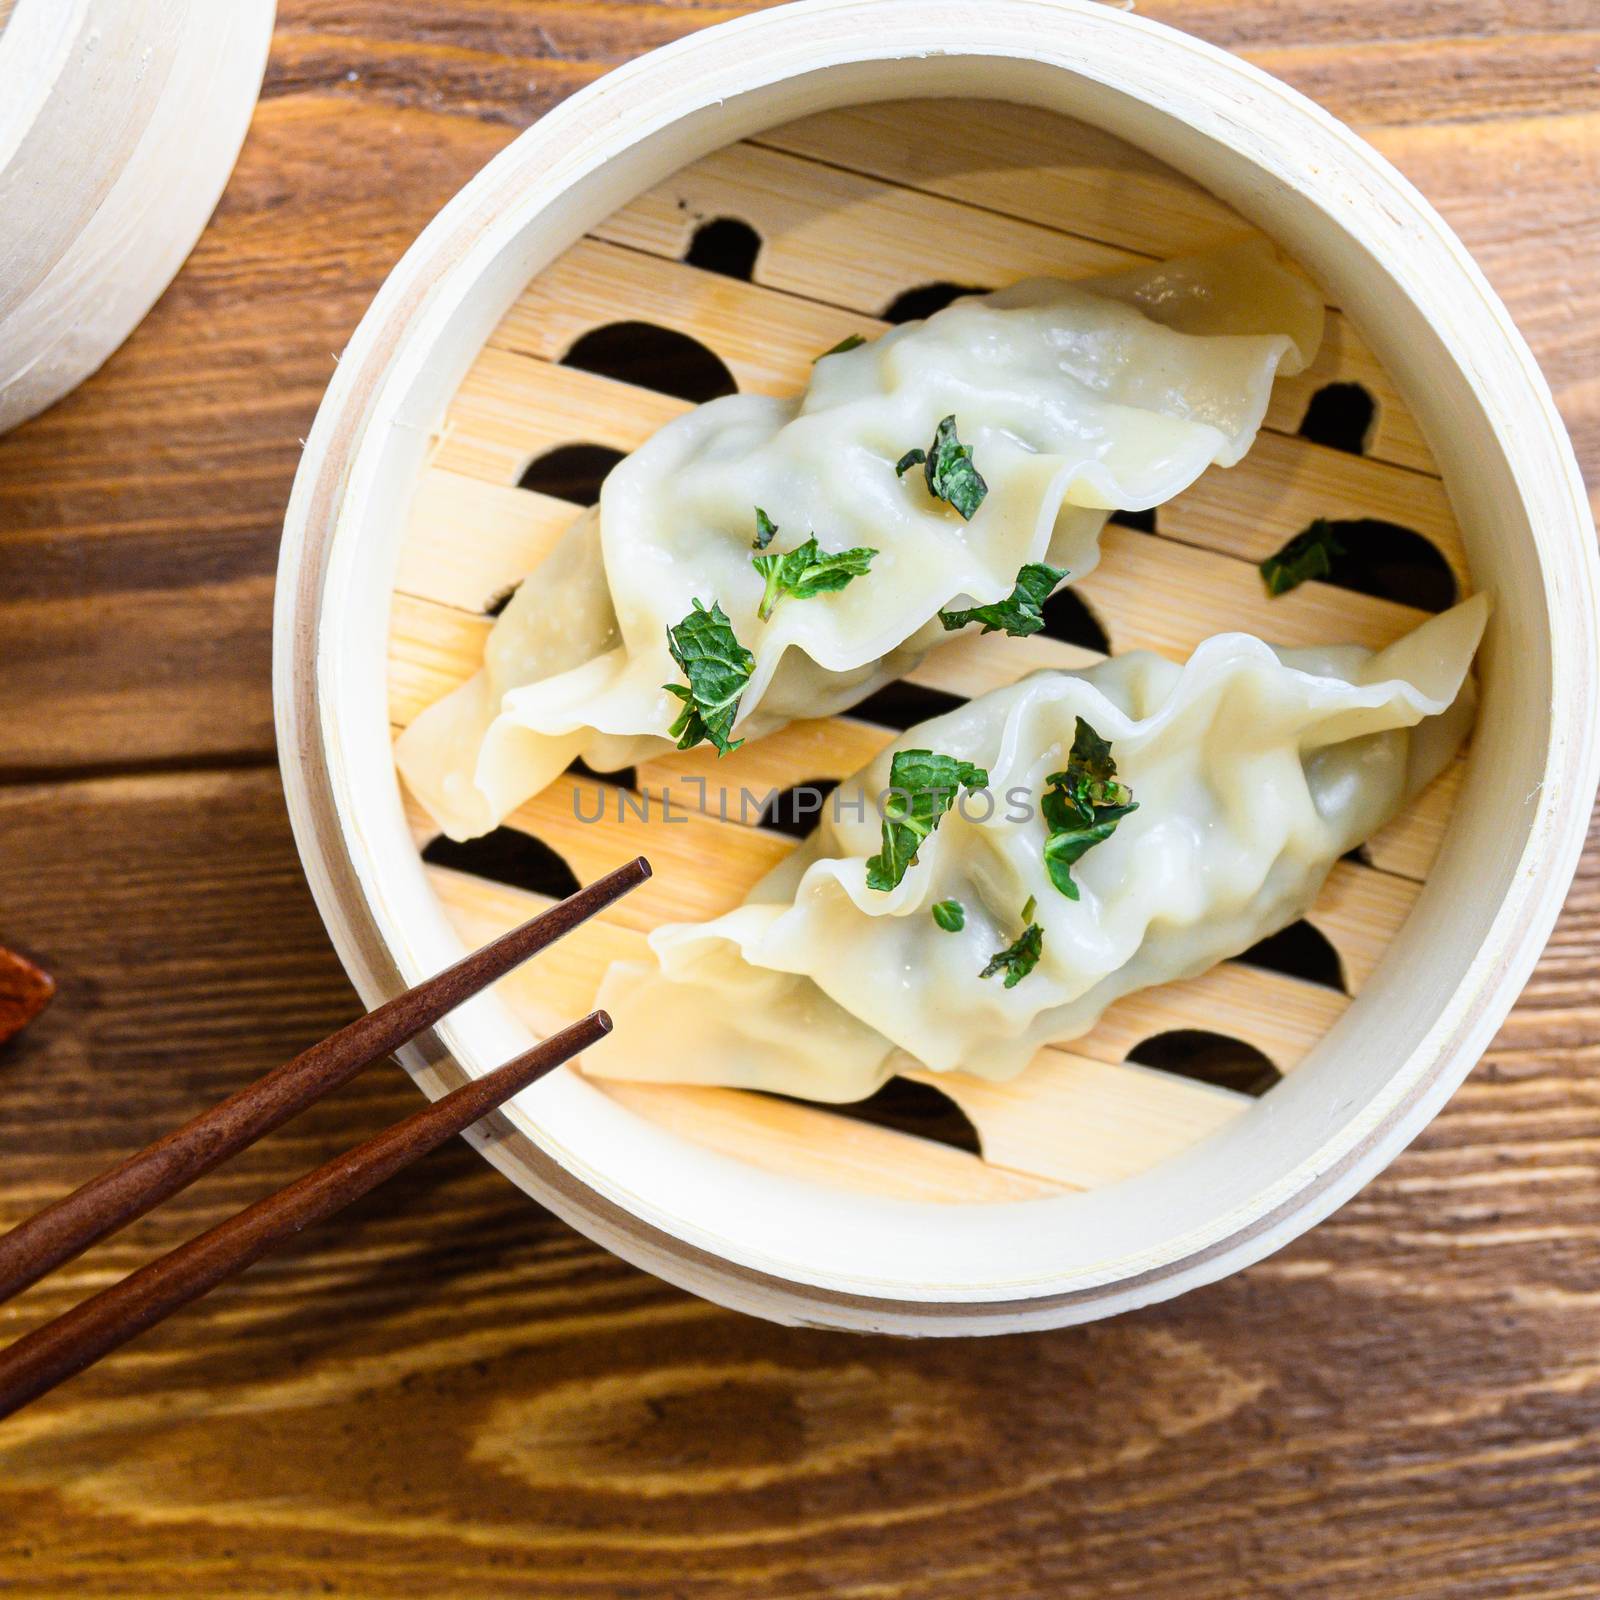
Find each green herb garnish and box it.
[752,536,877,621]
[939,562,1067,638]
[1040,716,1137,901]
[753,508,780,550]
[866,749,989,892]
[1260,518,1345,596]
[1021,895,1037,925]
[815,333,867,360]
[896,415,988,521]
[1041,719,1133,828]
[981,920,1044,988]
[932,899,965,933]
[663,598,755,756]
[1043,816,1128,902]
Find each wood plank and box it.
[6,8,1598,1594]
[259,4,1600,127]
[0,766,371,1205]
[1363,110,1600,481]
[1242,25,1600,125]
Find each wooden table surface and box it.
[2,2,1597,1594]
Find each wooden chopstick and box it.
[0,855,651,1306]
[0,1011,611,1421]
[0,855,651,1420]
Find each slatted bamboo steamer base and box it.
[388,113,1460,1196]
[275,0,1599,1334]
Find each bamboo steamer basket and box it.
[274,0,1599,1334]
[0,0,276,431]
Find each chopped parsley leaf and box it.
[932,899,965,933]
[815,333,867,360]
[895,415,989,520]
[1260,518,1345,596]
[866,749,989,892]
[1041,716,1138,901]
[752,536,877,621]
[981,920,1044,988]
[1021,895,1037,926]
[663,598,755,757]
[940,562,1067,637]
[753,508,780,550]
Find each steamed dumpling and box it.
[593,597,1488,1103]
[398,241,1324,839]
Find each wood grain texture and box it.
[0,3,1597,1595]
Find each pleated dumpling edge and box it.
[592,597,1486,1103]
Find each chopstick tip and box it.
[632,855,652,882]
[592,1009,614,1037]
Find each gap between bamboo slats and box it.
[761,100,1247,259]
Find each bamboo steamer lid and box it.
[0,0,276,431]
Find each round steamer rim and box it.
[274,0,1600,1332]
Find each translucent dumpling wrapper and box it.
[593,597,1489,1103]
[397,241,1324,839]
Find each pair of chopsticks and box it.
[0,856,651,1421]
